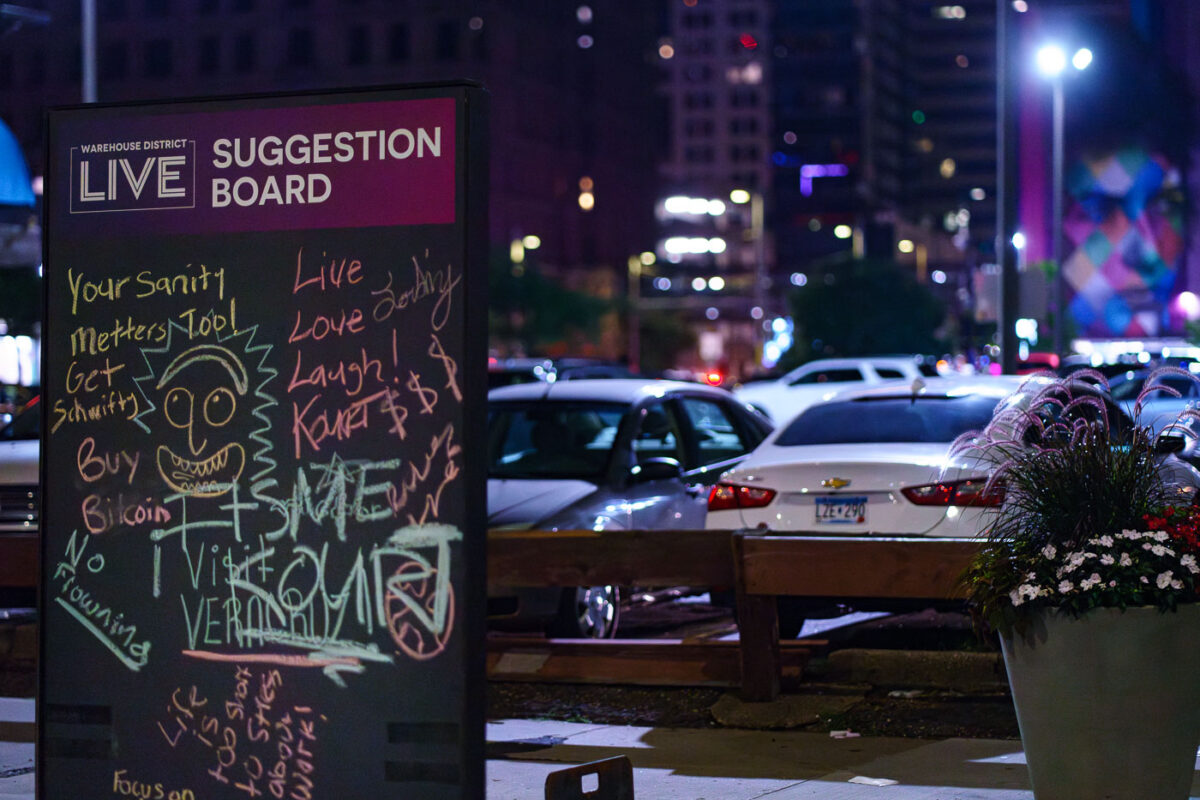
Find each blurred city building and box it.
[658,0,1004,377]
[0,0,1196,378]
[0,0,665,364]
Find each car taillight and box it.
[902,479,1004,507]
[708,482,777,511]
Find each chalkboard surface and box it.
[41,85,487,799]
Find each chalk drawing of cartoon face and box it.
[154,344,247,497]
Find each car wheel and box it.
[547,585,621,638]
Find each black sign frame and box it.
[40,82,488,800]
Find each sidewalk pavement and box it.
[3,696,1199,799]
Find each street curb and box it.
[709,691,864,729]
[817,648,1009,693]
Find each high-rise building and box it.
[0,1,665,359]
[653,0,773,376]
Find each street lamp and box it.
[729,188,766,350]
[1036,43,1091,358]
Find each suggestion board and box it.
[41,83,488,799]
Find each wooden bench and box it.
[732,534,980,700]
[489,528,981,701]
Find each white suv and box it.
[735,356,936,424]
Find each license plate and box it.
[815,496,867,524]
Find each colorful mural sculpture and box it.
[1062,147,1185,337]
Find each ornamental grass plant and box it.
[953,368,1200,636]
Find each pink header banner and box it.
[51,96,457,236]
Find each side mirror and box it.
[630,457,683,482]
[1155,433,1187,455]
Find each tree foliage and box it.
[488,252,615,356]
[780,257,946,370]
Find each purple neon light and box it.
[799,163,849,196]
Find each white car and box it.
[708,374,1200,635]
[487,378,772,637]
[709,376,1025,635]
[734,356,937,424]
[1108,367,1200,435]
[710,377,1021,539]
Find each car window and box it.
[775,395,1001,445]
[677,397,753,468]
[1021,391,1134,444]
[1142,376,1200,400]
[487,401,625,480]
[788,367,863,386]
[1109,376,1146,402]
[1109,374,1200,403]
[631,401,685,466]
[0,397,39,441]
[875,368,905,379]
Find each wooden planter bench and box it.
[489,528,981,701]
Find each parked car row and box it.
[487,366,1200,639]
[733,355,938,423]
[9,356,1198,641]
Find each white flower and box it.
[1009,584,1040,606]
[1141,576,1150,583]
[1154,531,1170,542]
[1119,530,1142,540]
[1096,535,1114,548]
[1100,554,1115,565]
[1159,571,1178,590]
[1108,580,1117,587]
[1042,545,1057,559]
[1182,555,1200,575]
[1120,553,1133,567]
[1150,545,1174,557]
[1080,573,1102,590]
[1058,580,1074,593]
[1067,552,1089,568]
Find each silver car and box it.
[487,378,772,637]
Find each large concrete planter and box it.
[1001,604,1200,800]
